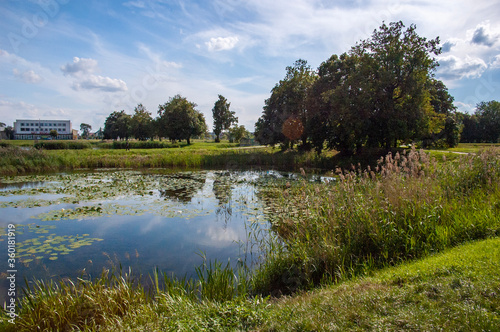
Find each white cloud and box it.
[469,22,499,47]
[61,57,99,76]
[73,75,128,92]
[206,36,239,51]
[491,55,500,68]
[13,69,43,84]
[0,100,69,123]
[437,55,487,80]
[61,57,128,92]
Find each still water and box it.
[0,170,291,304]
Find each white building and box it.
[13,120,76,140]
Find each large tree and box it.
[80,123,92,139]
[212,95,237,143]
[255,59,316,149]
[476,100,500,143]
[309,22,450,154]
[103,110,131,140]
[131,104,153,141]
[157,95,207,144]
[356,21,443,148]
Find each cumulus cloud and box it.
[491,55,500,68]
[13,69,43,83]
[206,36,239,51]
[441,41,455,53]
[437,55,487,80]
[61,57,128,92]
[471,26,498,47]
[61,57,99,76]
[73,75,128,92]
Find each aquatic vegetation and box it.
[10,224,103,264]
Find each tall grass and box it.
[0,145,342,175]
[12,269,147,331]
[34,141,92,150]
[252,147,500,295]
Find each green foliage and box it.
[476,100,500,143]
[131,104,153,141]
[103,110,131,140]
[212,95,237,143]
[228,125,250,143]
[255,59,316,149]
[157,95,207,144]
[80,123,92,139]
[34,141,91,150]
[256,22,455,155]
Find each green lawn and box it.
[260,237,500,331]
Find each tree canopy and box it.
[80,123,92,139]
[212,95,237,143]
[131,104,153,141]
[103,110,131,140]
[255,21,458,154]
[157,95,207,144]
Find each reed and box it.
[252,147,500,295]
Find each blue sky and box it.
[1,0,500,133]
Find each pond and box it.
[0,169,305,304]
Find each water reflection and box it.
[0,170,272,305]
[0,181,44,191]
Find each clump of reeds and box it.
[10,269,147,331]
[253,147,500,295]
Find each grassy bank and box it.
[2,237,498,331]
[0,145,341,175]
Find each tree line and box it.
[102,94,246,144]
[254,21,489,154]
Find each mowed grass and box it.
[260,237,500,331]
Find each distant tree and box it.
[80,123,92,139]
[228,125,250,143]
[0,122,5,128]
[212,95,237,143]
[131,104,153,141]
[103,110,131,140]
[157,95,207,144]
[49,129,58,139]
[4,126,14,139]
[458,112,480,143]
[255,59,316,149]
[476,100,500,142]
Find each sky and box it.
[1,0,500,133]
